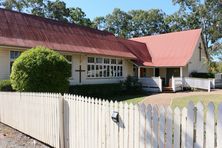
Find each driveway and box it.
[0,123,50,148]
[141,89,222,106]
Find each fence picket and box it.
[166,107,173,148]
[206,102,215,148]
[195,102,204,148]
[159,106,165,148]
[123,103,129,148]
[181,107,187,148]
[146,105,152,148]
[153,106,159,148]
[134,104,140,148]
[139,103,146,148]
[114,101,119,148]
[174,107,181,148]
[128,103,134,148]
[119,102,124,148]
[187,102,194,148]
[217,103,222,148]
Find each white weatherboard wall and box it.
[69,54,133,85]
[188,37,208,74]
[0,49,10,80]
[0,92,222,148]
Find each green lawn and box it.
[107,94,146,104]
[171,94,222,111]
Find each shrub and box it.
[190,72,214,78]
[69,83,122,98]
[10,46,71,93]
[0,80,13,91]
[120,76,142,94]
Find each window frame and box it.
[87,56,123,79]
[9,50,22,72]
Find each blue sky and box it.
[63,0,179,20]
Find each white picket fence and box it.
[0,92,222,148]
[0,92,63,148]
[139,77,162,92]
[172,77,215,92]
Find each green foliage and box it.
[69,7,92,27]
[0,0,93,27]
[129,9,168,37]
[120,76,142,93]
[190,72,215,78]
[69,83,122,98]
[93,8,168,38]
[46,0,69,22]
[172,0,222,58]
[0,80,13,91]
[10,46,71,93]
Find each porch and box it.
[136,67,215,93]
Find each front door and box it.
[166,68,180,86]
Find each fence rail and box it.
[0,92,222,148]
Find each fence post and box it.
[159,76,162,92]
[59,94,65,148]
[208,80,211,92]
[172,76,175,92]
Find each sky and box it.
[63,0,179,20]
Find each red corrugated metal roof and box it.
[0,9,203,67]
[0,8,137,59]
[118,38,153,66]
[131,29,202,67]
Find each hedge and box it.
[0,80,13,91]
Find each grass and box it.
[171,94,222,111]
[112,95,146,104]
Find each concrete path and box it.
[141,89,222,106]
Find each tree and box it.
[94,8,132,38]
[172,0,222,59]
[129,9,168,37]
[93,8,169,38]
[26,0,48,17]
[69,7,92,27]
[10,46,71,92]
[0,0,27,12]
[46,0,69,22]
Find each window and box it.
[64,55,72,77]
[155,68,160,77]
[10,51,21,71]
[87,57,123,78]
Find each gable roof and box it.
[0,8,138,59]
[131,29,202,67]
[0,9,204,67]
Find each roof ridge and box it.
[131,28,202,40]
[0,8,113,36]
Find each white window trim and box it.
[87,56,123,79]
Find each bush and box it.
[10,46,71,93]
[120,76,142,94]
[69,83,122,98]
[0,80,13,91]
[190,72,214,78]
